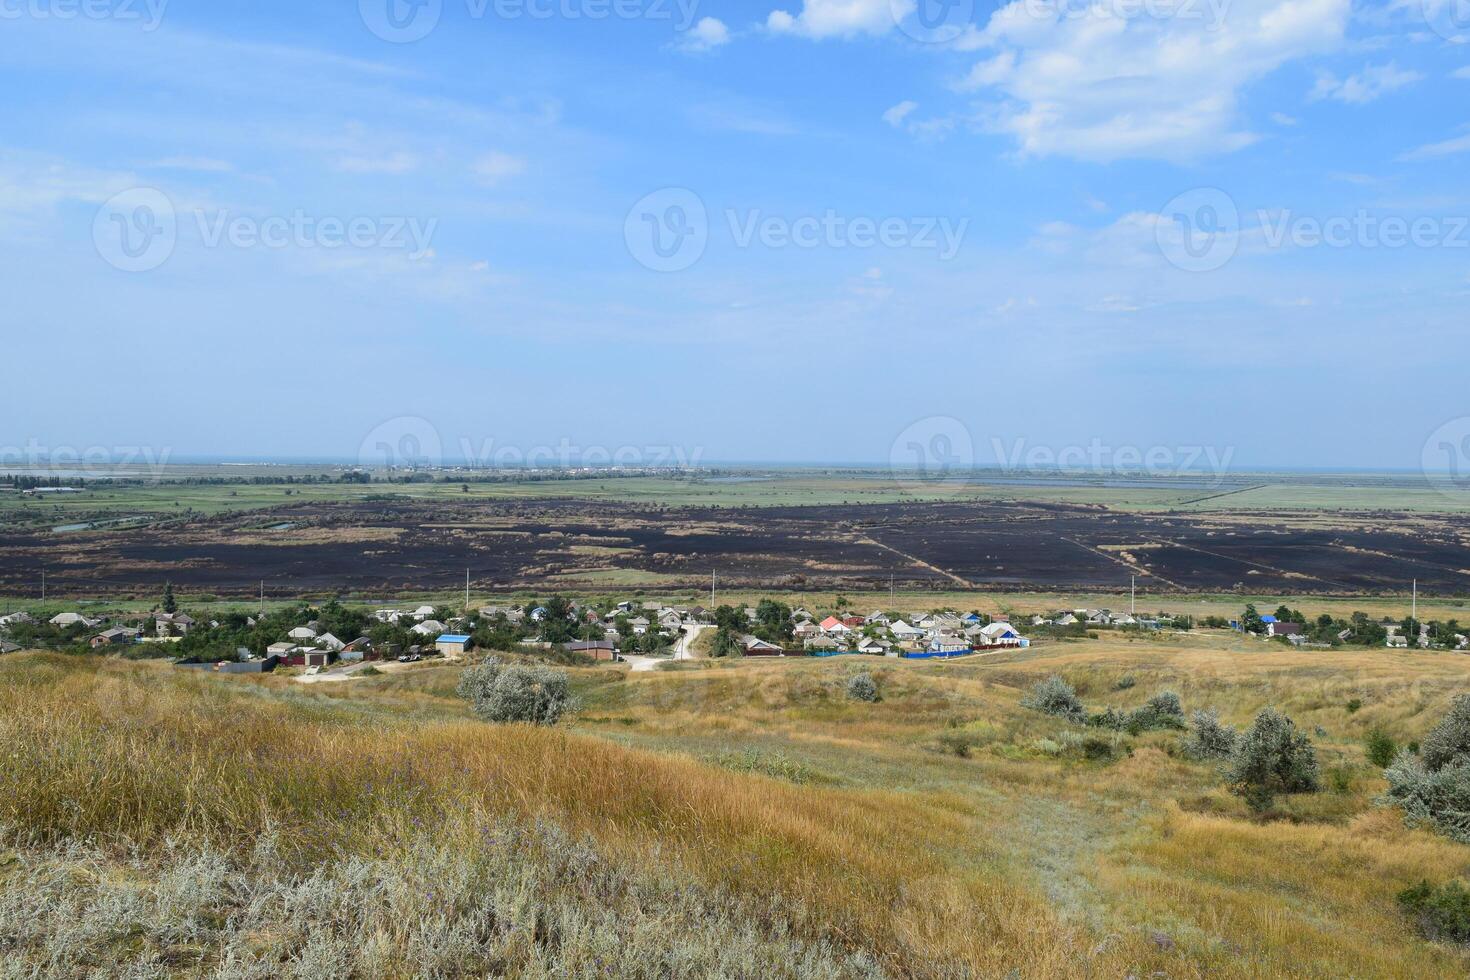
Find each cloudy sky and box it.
[1,0,1466,470]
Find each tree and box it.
[1241,604,1264,635]
[162,581,177,615]
[712,605,748,633]
[1183,708,1237,760]
[1365,728,1399,768]
[1227,708,1320,811]
[712,627,744,658]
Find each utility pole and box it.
[465,568,470,613]
[259,580,265,616]
[1412,579,1418,622]
[41,569,45,604]
[1131,575,1136,617]
[710,570,715,608]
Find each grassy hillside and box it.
[2,638,1469,976]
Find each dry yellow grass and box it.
[4,635,1470,977]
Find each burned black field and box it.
[4,496,1468,597]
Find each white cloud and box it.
[959,0,1351,161]
[676,17,731,52]
[1454,66,1470,80]
[882,100,918,127]
[1400,126,1470,161]
[149,156,236,173]
[1310,62,1423,104]
[335,151,420,175]
[766,0,905,39]
[1270,112,1299,126]
[471,151,527,184]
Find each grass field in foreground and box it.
[3,635,1470,976]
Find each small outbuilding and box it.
[436,634,472,657]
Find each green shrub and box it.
[1021,676,1085,723]
[1082,734,1121,761]
[846,673,879,703]
[937,731,981,759]
[1421,695,1470,771]
[1365,727,1398,768]
[1182,709,1237,761]
[358,666,383,677]
[1227,708,1320,812]
[1347,698,1363,714]
[1115,675,1136,691]
[1089,707,1127,731]
[1398,879,1470,944]
[456,658,572,725]
[1127,691,1187,733]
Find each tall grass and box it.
[0,654,1171,977]
[5,642,1470,977]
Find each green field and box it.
[6,469,1470,531]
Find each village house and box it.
[742,635,784,656]
[819,616,850,635]
[436,633,472,657]
[0,611,33,629]
[566,640,617,662]
[154,613,195,636]
[90,627,137,649]
[411,619,446,637]
[50,612,100,629]
[978,622,1027,648]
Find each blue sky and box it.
[1,0,1467,470]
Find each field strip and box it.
[1139,536,1357,591]
[1060,537,1188,590]
[1173,485,1270,507]
[1333,541,1470,578]
[856,534,976,588]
